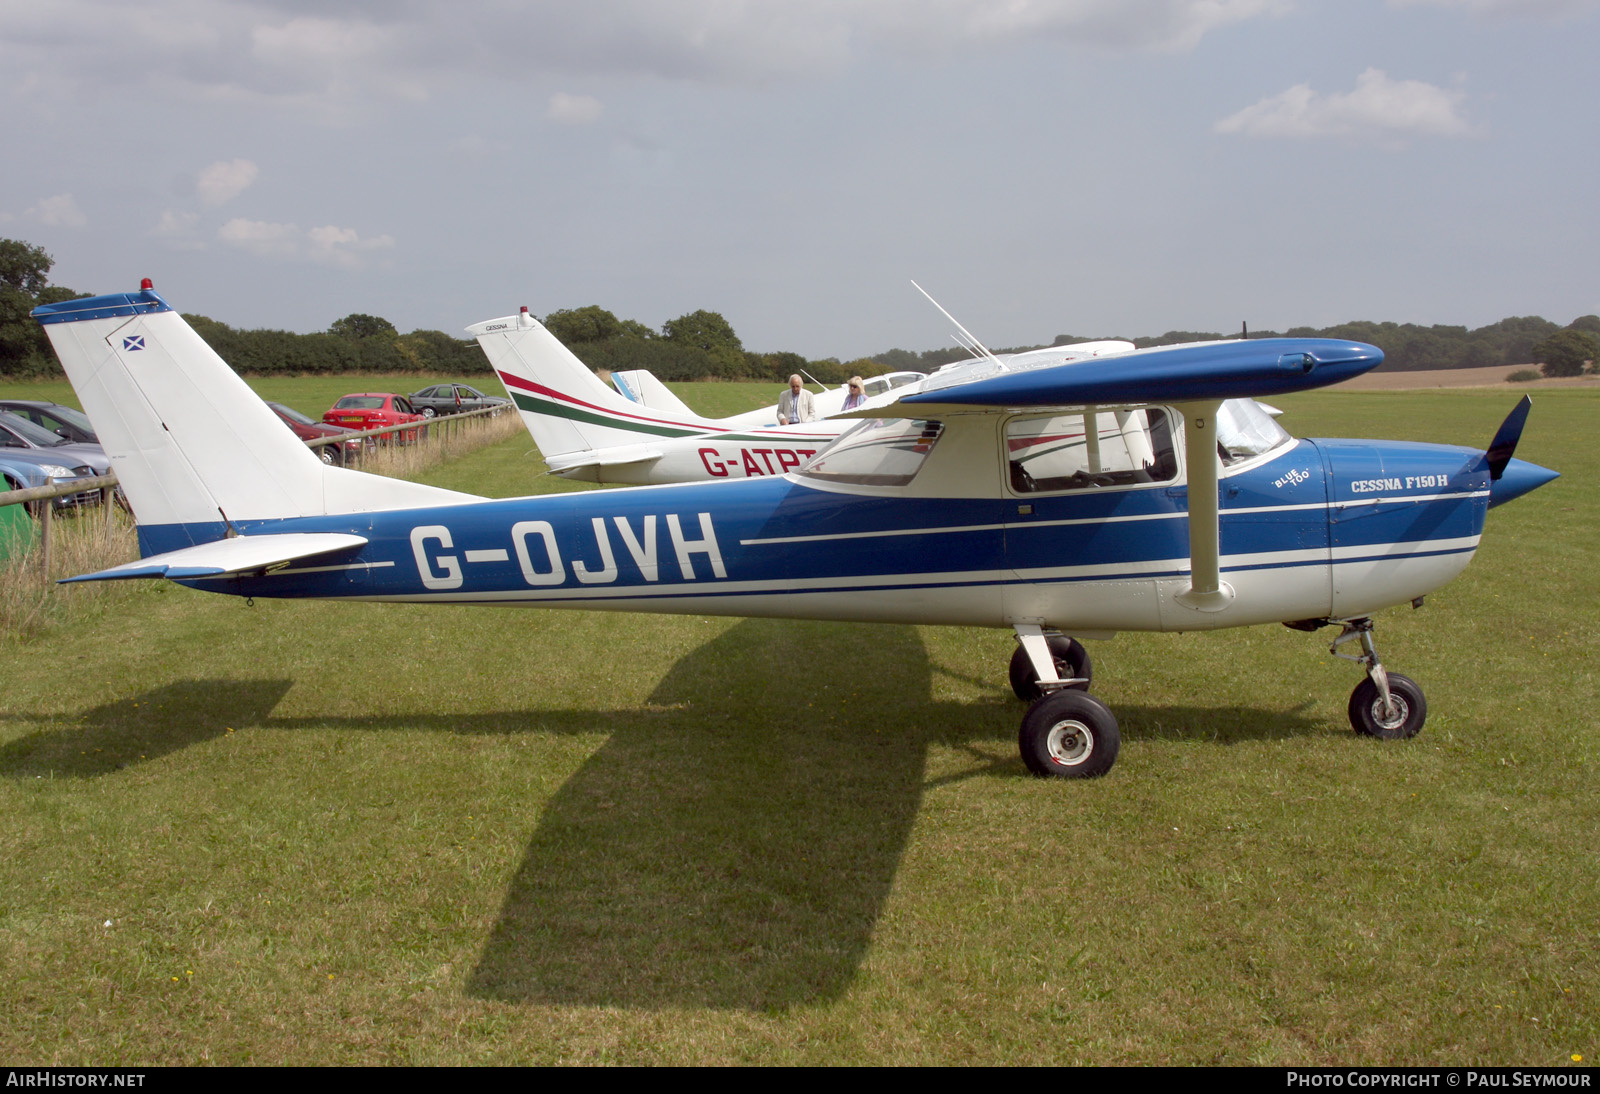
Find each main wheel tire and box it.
[1008,635,1092,702]
[316,445,337,465]
[421,407,436,418]
[1348,673,1427,740]
[1019,691,1120,778]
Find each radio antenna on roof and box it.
[911,281,1004,369]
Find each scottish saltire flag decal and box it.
[123,336,145,351]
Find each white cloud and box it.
[548,92,604,125]
[26,193,88,228]
[248,16,427,102]
[218,217,302,259]
[1214,68,1471,143]
[306,224,397,269]
[151,210,206,250]
[218,217,395,269]
[0,1,1287,110]
[1389,0,1597,17]
[197,159,259,206]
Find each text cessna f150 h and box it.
[35,284,1558,778]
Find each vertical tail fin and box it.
[470,309,726,463]
[609,368,701,419]
[34,284,475,552]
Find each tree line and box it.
[2,237,1595,382]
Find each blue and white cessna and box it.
[33,283,1558,778]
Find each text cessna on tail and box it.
[478,304,1133,486]
[33,283,1558,778]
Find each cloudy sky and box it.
[2,0,1596,358]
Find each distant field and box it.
[1340,364,1600,391]
[0,374,783,421]
[0,386,1594,1065]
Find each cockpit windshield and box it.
[1216,398,1292,464]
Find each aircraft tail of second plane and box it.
[470,309,742,472]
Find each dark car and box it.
[0,399,99,443]
[266,402,366,466]
[0,411,112,478]
[407,383,509,418]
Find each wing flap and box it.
[61,532,369,584]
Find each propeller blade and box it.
[1483,396,1532,481]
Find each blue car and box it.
[0,412,111,510]
[0,451,102,514]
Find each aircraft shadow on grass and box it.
[1,619,1320,1011]
[0,678,294,778]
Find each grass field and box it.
[0,377,1595,1065]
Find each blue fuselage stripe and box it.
[143,439,1491,615]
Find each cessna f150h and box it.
[479,306,1134,486]
[33,284,1558,778]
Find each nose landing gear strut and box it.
[1332,617,1428,739]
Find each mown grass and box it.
[0,384,1594,1065]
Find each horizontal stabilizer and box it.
[543,445,665,473]
[61,532,368,584]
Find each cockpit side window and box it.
[1006,408,1178,494]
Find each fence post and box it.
[39,498,52,584]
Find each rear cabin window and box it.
[335,396,385,410]
[1006,408,1177,493]
[802,418,944,487]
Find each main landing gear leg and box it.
[1332,618,1428,740]
[1011,625,1119,778]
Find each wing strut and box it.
[1174,401,1235,613]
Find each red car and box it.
[267,402,366,465]
[322,393,426,444]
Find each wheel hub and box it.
[1370,693,1409,730]
[1046,720,1093,767]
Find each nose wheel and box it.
[1331,618,1428,739]
[1008,632,1091,701]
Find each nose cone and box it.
[1489,458,1559,508]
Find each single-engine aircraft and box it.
[482,309,1133,485]
[33,283,1558,778]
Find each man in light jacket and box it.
[777,375,816,425]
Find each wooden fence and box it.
[0,404,508,580]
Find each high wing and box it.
[864,337,1381,414]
